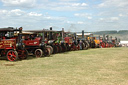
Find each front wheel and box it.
[35,49,43,58]
[6,50,18,61]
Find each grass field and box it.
[0,47,128,85]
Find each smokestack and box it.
[62,28,64,41]
[41,32,45,42]
[115,37,117,42]
[118,38,120,42]
[99,35,100,40]
[74,33,77,44]
[18,27,23,43]
[110,36,112,42]
[74,33,76,40]
[103,34,105,41]
[82,30,84,38]
[49,27,52,40]
[106,35,109,41]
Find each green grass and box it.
[0,47,128,85]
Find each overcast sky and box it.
[0,0,128,32]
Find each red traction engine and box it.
[22,30,52,57]
[105,35,110,48]
[105,35,114,48]
[100,34,106,48]
[0,27,28,61]
[64,33,80,51]
[109,36,114,47]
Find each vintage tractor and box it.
[108,36,114,47]
[105,35,110,47]
[113,37,120,47]
[105,35,114,48]
[0,27,28,61]
[94,36,101,48]
[77,30,89,50]
[100,34,106,48]
[47,27,67,53]
[87,34,96,48]
[64,32,80,51]
[22,30,52,57]
[100,34,114,48]
[49,28,79,52]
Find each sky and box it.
[0,0,128,32]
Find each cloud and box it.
[38,2,88,11]
[74,13,92,19]
[111,17,119,21]
[0,9,68,30]
[0,9,43,17]
[77,21,84,24]
[1,0,88,11]
[98,0,128,8]
[0,9,25,17]
[28,12,42,17]
[57,0,79,2]
[1,0,36,8]
[0,10,8,15]
[10,9,25,16]
[99,17,119,23]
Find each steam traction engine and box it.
[94,36,101,48]
[64,31,81,51]
[87,34,96,48]
[0,27,28,61]
[22,30,52,57]
[47,27,66,53]
[100,34,106,48]
[77,30,90,50]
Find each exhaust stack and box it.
[49,27,52,40]
[82,30,84,38]
[62,28,64,41]
[103,34,105,41]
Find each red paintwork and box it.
[0,39,16,49]
[7,51,16,61]
[106,43,109,48]
[23,37,41,46]
[24,40,40,46]
[64,37,79,51]
[64,37,73,45]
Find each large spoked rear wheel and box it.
[23,49,28,59]
[57,45,62,53]
[53,45,58,54]
[66,44,70,51]
[18,49,28,60]
[77,44,80,50]
[72,45,77,51]
[86,41,90,48]
[84,43,88,50]
[35,49,43,58]
[44,48,50,57]
[6,50,18,61]
[62,45,67,52]
[46,45,53,54]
